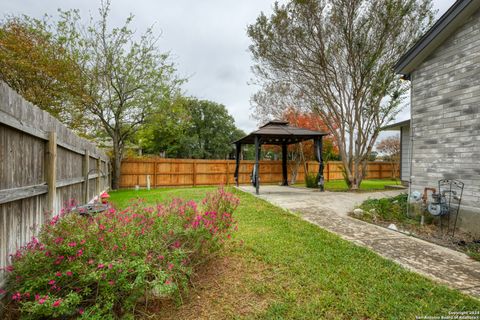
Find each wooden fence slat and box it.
[56,177,85,188]
[0,109,49,140]
[154,172,229,175]
[154,162,158,188]
[83,150,89,204]
[0,184,48,204]
[0,109,109,161]
[193,161,197,187]
[56,140,86,157]
[55,174,108,189]
[226,161,229,185]
[46,131,57,213]
[96,159,101,195]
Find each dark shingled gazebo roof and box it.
[234,120,328,145]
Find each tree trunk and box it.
[344,160,365,191]
[111,138,124,190]
[341,158,355,190]
[348,175,361,190]
[351,159,368,191]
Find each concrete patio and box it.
[237,185,480,298]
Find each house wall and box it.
[400,125,411,183]
[410,9,480,236]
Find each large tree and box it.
[248,0,434,189]
[53,1,182,189]
[2,2,182,189]
[139,97,243,159]
[0,17,87,132]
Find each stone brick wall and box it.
[400,125,411,182]
[410,9,480,235]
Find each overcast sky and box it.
[1,0,454,133]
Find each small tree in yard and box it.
[377,135,401,181]
[53,1,182,189]
[248,0,434,190]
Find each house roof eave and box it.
[381,119,411,131]
[395,0,480,76]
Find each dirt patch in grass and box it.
[1,302,20,320]
[138,253,272,319]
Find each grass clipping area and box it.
[110,187,480,319]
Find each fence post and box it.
[103,160,107,191]
[96,158,100,196]
[46,131,57,214]
[154,160,158,188]
[101,160,107,191]
[193,161,197,187]
[83,150,89,204]
[379,163,383,179]
[326,162,330,182]
[225,161,229,186]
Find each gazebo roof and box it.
[234,120,328,145]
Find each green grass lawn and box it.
[292,179,400,191]
[313,179,400,191]
[109,187,480,319]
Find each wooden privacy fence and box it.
[0,81,110,286]
[120,158,399,188]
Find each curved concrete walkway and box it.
[238,185,480,298]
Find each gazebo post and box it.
[314,137,325,191]
[281,144,288,186]
[254,135,260,195]
[234,143,241,187]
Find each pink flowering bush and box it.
[1,188,238,319]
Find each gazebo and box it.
[233,120,328,194]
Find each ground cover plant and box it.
[304,173,319,188]
[355,193,410,223]
[1,188,238,319]
[111,187,479,319]
[353,194,480,262]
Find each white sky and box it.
[1,0,455,133]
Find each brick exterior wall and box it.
[400,125,411,182]
[410,9,480,235]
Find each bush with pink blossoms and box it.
[1,188,238,319]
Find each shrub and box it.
[359,193,408,222]
[1,188,238,319]
[305,173,319,188]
